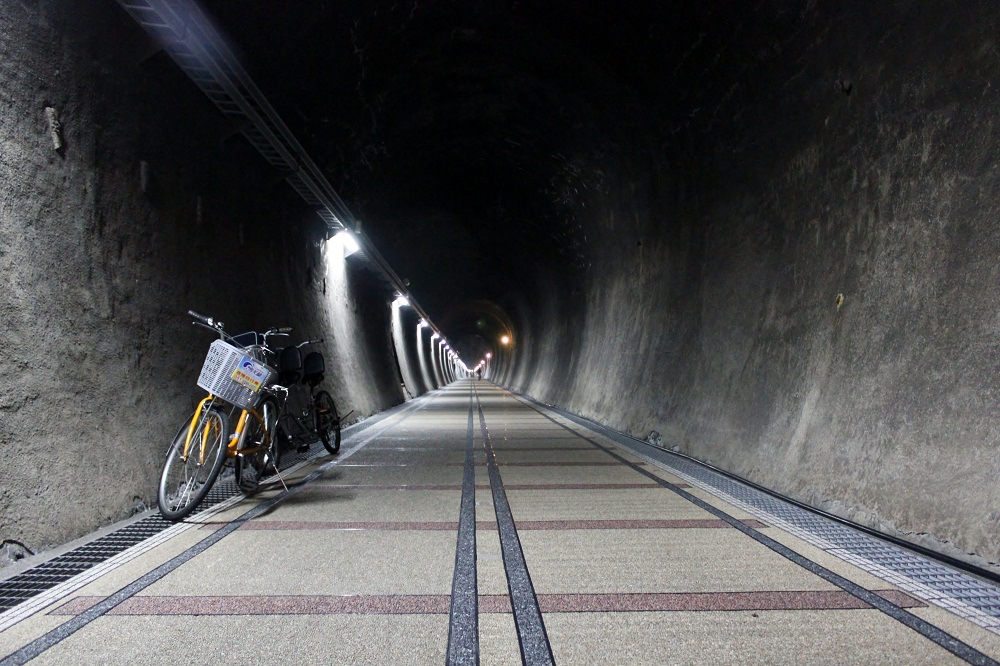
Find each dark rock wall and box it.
[511,2,1000,567]
[2,0,998,574]
[0,0,403,559]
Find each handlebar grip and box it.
[277,327,293,334]
[188,310,212,324]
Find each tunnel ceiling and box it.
[193,0,797,349]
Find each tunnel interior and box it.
[2,0,1000,575]
[195,0,712,363]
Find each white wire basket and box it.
[197,339,276,409]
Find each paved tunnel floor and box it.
[2,379,1000,664]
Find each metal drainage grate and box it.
[0,444,319,614]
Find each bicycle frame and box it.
[230,403,271,456]
[180,313,289,465]
[181,396,271,463]
[277,383,320,443]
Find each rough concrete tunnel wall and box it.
[504,4,1000,568]
[0,1,403,561]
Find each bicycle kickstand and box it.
[271,463,290,493]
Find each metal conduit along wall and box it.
[112,0,468,399]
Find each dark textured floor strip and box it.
[446,387,480,666]
[0,394,435,666]
[50,589,924,616]
[476,386,555,666]
[514,391,1000,666]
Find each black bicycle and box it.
[271,338,346,467]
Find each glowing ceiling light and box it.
[485,352,492,359]
[431,333,439,340]
[500,335,511,345]
[418,319,428,328]
[333,230,361,257]
[392,295,410,308]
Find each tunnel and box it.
[2,0,1000,662]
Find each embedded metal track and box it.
[522,394,1000,634]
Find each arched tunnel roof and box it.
[5,0,1000,604]
[191,0,786,360]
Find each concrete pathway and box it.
[1,379,999,664]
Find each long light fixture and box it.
[332,230,360,257]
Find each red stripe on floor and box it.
[51,590,922,616]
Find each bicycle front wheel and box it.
[315,390,341,454]
[158,407,229,521]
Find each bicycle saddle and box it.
[278,346,303,385]
[302,351,325,386]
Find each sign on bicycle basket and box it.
[231,356,268,393]
[197,340,275,409]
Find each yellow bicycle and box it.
[157,311,287,521]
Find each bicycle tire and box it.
[314,390,341,454]
[267,421,286,474]
[157,407,229,521]
[234,395,279,494]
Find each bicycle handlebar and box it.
[189,312,297,359]
[188,310,217,327]
[294,338,324,348]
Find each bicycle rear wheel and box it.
[314,390,341,454]
[158,407,229,521]
[234,395,279,494]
